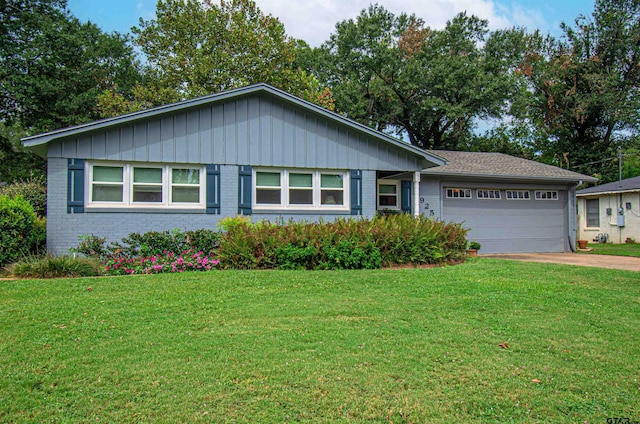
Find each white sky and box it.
[106,0,592,47]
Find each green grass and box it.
[580,242,640,257]
[1,259,638,423]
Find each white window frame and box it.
[377,179,401,210]
[252,168,350,211]
[446,188,472,199]
[586,198,600,228]
[86,161,206,209]
[505,190,531,200]
[535,190,559,200]
[477,189,501,200]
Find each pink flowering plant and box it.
[104,248,220,275]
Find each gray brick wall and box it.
[47,159,380,255]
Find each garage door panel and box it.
[443,193,567,254]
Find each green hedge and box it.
[0,178,47,217]
[0,195,38,267]
[216,215,468,270]
[71,215,468,271]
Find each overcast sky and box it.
[68,0,595,46]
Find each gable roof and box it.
[422,150,597,183]
[577,175,640,196]
[21,83,446,166]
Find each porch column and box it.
[413,171,421,217]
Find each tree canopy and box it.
[1,0,638,186]
[297,5,529,150]
[0,0,142,182]
[508,0,640,181]
[97,0,333,117]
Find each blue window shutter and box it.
[350,170,362,215]
[238,165,252,215]
[206,164,221,214]
[67,159,85,213]
[401,180,412,213]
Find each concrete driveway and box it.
[482,252,640,272]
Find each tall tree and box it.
[517,0,640,182]
[299,5,527,150]
[98,0,333,117]
[0,0,142,182]
[0,0,142,133]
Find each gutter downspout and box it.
[413,171,421,217]
[568,182,580,252]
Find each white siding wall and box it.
[578,193,640,244]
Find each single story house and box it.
[22,83,595,255]
[577,175,640,244]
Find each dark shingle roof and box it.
[422,150,597,183]
[577,175,640,195]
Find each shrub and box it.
[0,195,37,267]
[216,215,468,270]
[186,229,219,255]
[0,178,47,217]
[70,234,107,259]
[8,255,102,278]
[30,217,47,254]
[217,215,252,232]
[108,228,190,259]
[275,244,318,270]
[104,248,219,275]
[468,241,482,250]
[321,241,382,270]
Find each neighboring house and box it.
[22,83,595,255]
[577,176,640,244]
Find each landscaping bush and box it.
[185,229,219,254]
[216,215,468,270]
[8,255,102,278]
[70,215,468,272]
[0,195,37,267]
[321,240,382,270]
[70,230,221,275]
[0,178,47,217]
[70,234,107,258]
[108,228,190,259]
[104,248,219,275]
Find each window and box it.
[446,188,472,199]
[253,169,349,210]
[255,171,282,204]
[586,198,599,227]
[321,173,345,206]
[535,190,558,200]
[506,190,530,200]
[87,162,204,208]
[92,165,124,202]
[477,189,501,199]
[377,180,400,210]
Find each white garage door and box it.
[443,189,568,254]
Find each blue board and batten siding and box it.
[44,93,411,254]
[48,95,424,171]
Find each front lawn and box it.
[1,260,638,423]
[579,242,640,257]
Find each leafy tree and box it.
[516,0,640,182]
[97,0,333,117]
[1,0,142,132]
[0,122,45,182]
[299,5,527,150]
[0,0,141,184]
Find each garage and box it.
[421,150,595,254]
[442,187,568,254]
